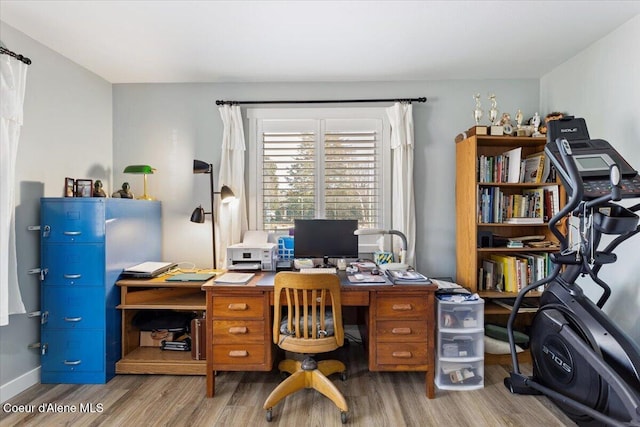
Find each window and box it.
[248,108,390,232]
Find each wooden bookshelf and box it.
[455,133,566,364]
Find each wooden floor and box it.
[1,343,575,427]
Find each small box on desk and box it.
[140,330,179,347]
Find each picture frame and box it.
[65,177,75,197]
[75,179,93,198]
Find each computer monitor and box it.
[293,219,359,267]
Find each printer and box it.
[227,242,277,271]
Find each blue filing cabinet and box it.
[39,198,161,384]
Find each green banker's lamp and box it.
[123,164,156,200]
[190,159,236,269]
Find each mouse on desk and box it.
[354,273,364,281]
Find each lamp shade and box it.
[193,160,211,174]
[124,165,155,174]
[220,185,235,203]
[190,206,205,223]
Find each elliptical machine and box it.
[504,117,640,426]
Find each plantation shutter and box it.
[255,113,386,232]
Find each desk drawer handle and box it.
[63,231,81,236]
[64,274,81,279]
[392,351,412,359]
[392,303,412,311]
[228,303,248,311]
[63,359,82,365]
[64,317,82,322]
[228,350,248,358]
[229,326,247,334]
[391,327,411,335]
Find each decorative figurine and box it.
[93,180,107,197]
[540,111,565,134]
[500,113,513,135]
[473,93,483,125]
[112,182,133,199]
[531,112,542,137]
[515,109,524,129]
[488,94,499,125]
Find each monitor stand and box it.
[318,256,336,268]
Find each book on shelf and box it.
[521,151,549,183]
[504,217,544,225]
[503,147,522,183]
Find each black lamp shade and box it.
[190,206,205,223]
[220,185,235,202]
[193,160,211,174]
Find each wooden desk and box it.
[203,273,437,399]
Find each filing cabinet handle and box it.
[392,351,412,358]
[392,303,412,311]
[63,231,82,236]
[64,317,82,322]
[228,350,248,357]
[229,326,248,334]
[391,327,411,335]
[228,303,248,311]
[64,274,81,279]
[63,360,82,365]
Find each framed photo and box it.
[65,177,75,197]
[75,179,93,198]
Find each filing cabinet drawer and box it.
[375,294,429,319]
[212,344,266,366]
[41,330,105,373]
[211,295,265,318]
[42,286,104,329]
[41,244,105,286]
[212,320,265,343]
[40,199,105,243]
[376,342,429,365]
[376,320,428,342]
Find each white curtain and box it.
[217,105,248,269]
[386,102,416,268]
[1,54,28,326]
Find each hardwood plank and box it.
[2,343,575,426]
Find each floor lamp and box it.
[190,159,235,269]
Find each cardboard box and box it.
[140,330,177,347]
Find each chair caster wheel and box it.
[341,411,348,423]
[266,408,273,422]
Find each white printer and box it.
[226,231,277,271]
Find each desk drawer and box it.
[212,320,265,343]
[376,320,427,342]
[375,294,429,319]
[212,344,265,365]
[211,296,265,318]
[376,342,429,365]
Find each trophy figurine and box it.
[488,93,499,125]
[515,109,524,129]
[473,93,483,125]
[532,112,542,137]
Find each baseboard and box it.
[0,366,40,403]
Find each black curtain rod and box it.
[0,46,32,65]
[215,97,426,106]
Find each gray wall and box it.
[540,15,640,343]
[0,22,112,401]
[112,81,540,271]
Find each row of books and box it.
[478,148,550,184]
[477,185,560,224]
[479,252,552,293]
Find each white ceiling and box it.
[1,1,639,84]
